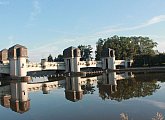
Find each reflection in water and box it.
[0,72,163,114]
[65,77,97,102]
[1,80,30,113]
[98,72,161,101]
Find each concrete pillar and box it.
[41,59,47,69]
[9,58,17,76]
[17,57,27,77]
[125,60,128,68]
[8,44,28,77]
[101,48,116,70]
[73,48,81,72]
[63,47,81,73]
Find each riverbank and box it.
[111,66,165,72]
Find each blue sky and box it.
[0,0,165,61]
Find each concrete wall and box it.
[26,62,42,72]
[0,64,10,74]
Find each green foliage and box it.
[133,53,165,67]
[78,45,93,61]
[54,54,64,62]
[95,38,105,60]
[95,35,157,60]
[48,54,53,62]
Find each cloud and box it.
[147,15,165,25]
[28,34,98,62]
[135,99,165,109]
[30,0,41,21]
[97,15,165,35]
[27,15,165,61]
[25,0,41,27]
[0,1,9,5]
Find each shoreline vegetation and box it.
[120,112,164,120]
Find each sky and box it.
[0,0,165,62]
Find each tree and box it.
[78,45,93,61]
[95,35,158,60]
[48,54,53,62]
[95,38,105,60]
[54,54,64,62]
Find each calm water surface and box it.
[0,72,165,120]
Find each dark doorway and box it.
[67,59,71,72]
[106,59,108,69]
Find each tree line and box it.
[47,35,165,67]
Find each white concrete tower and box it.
[101,48,116,70]
[17,47,28,77]
[8,46,17,76]
[73,48,81,72]
[8,44,28,77]
[63,47,80,72]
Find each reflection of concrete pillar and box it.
[65,77,83,102]
[10,81,18,101]
[1,95,11,108]
[102,72,117,94]
[42,84,50,94]
[10,77,30,113]
[10,80,29,102]
[102,72,117,85]
[18,82,28,102]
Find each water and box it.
[0,72,165,120]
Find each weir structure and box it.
[0,44,132,77]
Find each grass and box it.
[120,112,164,120]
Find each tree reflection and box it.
[98,72,161,102]
[65,77,96,102]
[81,79,95,94]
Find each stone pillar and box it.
[101,48,116,70]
